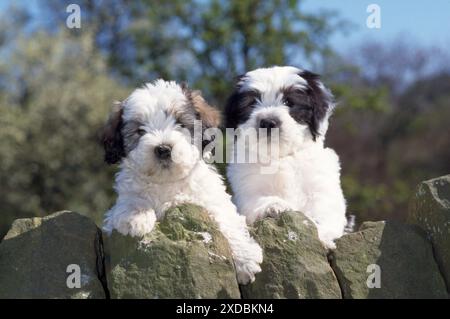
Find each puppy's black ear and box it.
[298,70,332,141]
[101,101,125,164]
[224,74,248,129]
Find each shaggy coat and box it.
[102,80,262,284]
[225,66,348,248]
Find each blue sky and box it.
[2,0,449,50]
[303,0,450,50]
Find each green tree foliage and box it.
[0,30,128,237]
[1,1,349,237]
[45,0,348,104]
[0,2,448,237]
[133,0,347,103]
[325,41,450,223]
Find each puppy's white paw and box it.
[127,212,157,237]
[235,260,262,285]
[245,197,293,225]
[264,200,292,218]
[324,240,336,250]
[108,211,156,237]
[318,232,338,250]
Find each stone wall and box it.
[0,175,449,299]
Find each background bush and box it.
[1,1,449,238]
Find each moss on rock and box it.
[104,204,240,299]
[241,212,341,299]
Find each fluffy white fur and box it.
[227,66,348,249]
[103,80,262,284]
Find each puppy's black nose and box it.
[259,118,280,130]
[154,145,172,160]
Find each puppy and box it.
[102,80,262,284]
[225,66,348,249]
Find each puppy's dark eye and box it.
[137,129,146,136]
[283,98,294,107]
[176,119,186,128]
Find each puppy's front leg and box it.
[211,207,263,285]
[307,193,346,249]
[306,185,347,249]
[103,201,157,237]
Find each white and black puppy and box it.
[225,66,348,249]
[102,80,262,284]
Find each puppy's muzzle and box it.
[259,118,280,134]
[154,144,172,161]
